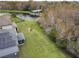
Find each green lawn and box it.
[0,10,31,14]
[14,19,71,58]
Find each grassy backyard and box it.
[11,17,72,58]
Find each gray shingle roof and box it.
[0,29,17,49]
[0,29,19,57]
[0,46,19,57]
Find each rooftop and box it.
[0,13,12,28]
[0,29,19,57]
[32,9,42,13]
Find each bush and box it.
[48,27,67,48]
[11,13,16,17]
[11,16,22,23]
[57,39,67,48]
[48,27,58,42]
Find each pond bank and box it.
[16,14,39,21]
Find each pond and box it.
[16,14,39,21]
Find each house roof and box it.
[32,9,42,13]
[0,29,19,57]
[0,14,12,27]
[0,46,19,57]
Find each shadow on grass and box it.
[47,35,77,58]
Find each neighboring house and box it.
[0,13,25,58]
[0,13,12,29]
[32,9,42,13]
[0,13,17,30]
[30,9,42,17]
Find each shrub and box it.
[48,27,58,42]
[57,39,67,48]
